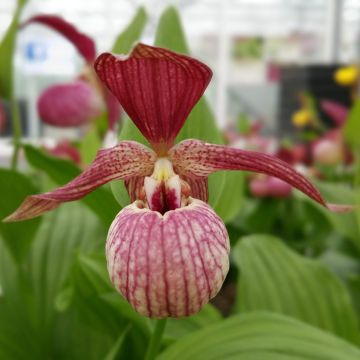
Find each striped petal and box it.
[94,43,212,152]
[38,81,104,127]
[106,198,229,318]
[4,141,156,222]
[169,139,353,212]
[22,14,96,63]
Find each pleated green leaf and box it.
[158,312,360,360]
[344,99,360,148]
[233,235,359,344]
[295,181,360,251]
[0,0,26,100]
[0,202,109,359]
[111,7,147,53]
[164,304,222,341]
[0,168,42,263]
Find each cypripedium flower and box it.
[334,65,359,86]
[292,109,312,128]
[320,99,349,126]
[313,139,344,166]
[22,15,120,130]
[250,175,292,198]
[0,102,5,134]
[4,44,352,318]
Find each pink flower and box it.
[22,15,120,129]
[250,176,292,198]
[320,99,349,126]
[4,44,352,318]
[0,102,6,134]
[47,139,82,165]
[313,139,344,165]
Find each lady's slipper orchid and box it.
[4,44,352,318]
[22,15,120,130]
[334,65,359,86]
[320,99,349,126]
[313,139,344,166]
[292,108,312,128]
[250,175,292,198]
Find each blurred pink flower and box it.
[48,139,81,165]
[320,99,349,126]
[22,15,120,130]
[313,139,343,165]
[250,176,292,198]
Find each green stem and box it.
[10,97,22,170]
[144,318,167,360]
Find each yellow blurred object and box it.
[292,109,312,128]
[334,65,359,86]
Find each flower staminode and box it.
[4,43,353,318]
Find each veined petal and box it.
[38,81,104,127]
[22,15,96,63]
[169,140,353,212]
[105,90,122,130]
[94,43,212,152]
[4,141,156,222]
[106,198,229,318]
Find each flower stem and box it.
[144,318,167,360]
[10,97,22,170]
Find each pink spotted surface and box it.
[106,198,230,318]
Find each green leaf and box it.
[69,252,129,335]
[344,99,360,148]
[0,0,26,100]
[233,235,359,344]
[27,203,105,332]
[164,304,222,341]
[0,202,107,359]
[111,7,147,53]
[295,181,360,252]
[158,312,360,360]
[104,325,131,360]
[209,171,244,222]
[0,168,41,263]
[23,144,119,227]
[79,127,102,165]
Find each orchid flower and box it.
[4,44,352,318]
[22,15,120,130]
[320,100,349,127]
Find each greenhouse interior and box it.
[1,0,360,359]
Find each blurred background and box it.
[1,0,359,141]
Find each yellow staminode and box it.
[334,65,359,86]
[292,109,312,128]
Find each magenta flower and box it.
[5,44,352,318]
[250,176,292,198]
[320,99,349,126]
[22,15,120,129]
